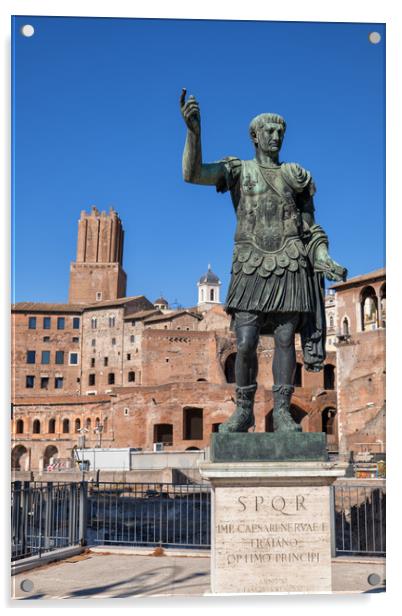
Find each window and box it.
[62,419,70,433]
[96,291,102,301]
[48,419,56,434]
[109,316,115,327]
[128,371,135,382]
[54,377,63,389]
[16,419,24,434]
[154,424,173,446]
[88,374,96,386]
[25,375,35,388]
[57,317,65,330]
[91,339,96,347]
[124,408,129,416]
[201,289,204,302]
[43,336,50,342]
[75,418,81,432]
[43,317,51,329]
[91,317,97,329]
[26,350,36,364]
[73,317,80,329]
[130,335,135,343]
[41,350,50,364]
[28,316,36,329]
[329,316,334,329]
[91,358,95,367]
[55,351,64,365]
[342,318,350,336]
[324,364,336,390]
[111,338,116,346]
[40,377,49,389]
[183,407,203,440]
[69,352,79,365]
[212,423,221,433]
[72,336,79,343]
[108,373,115,385]
[85,418,91,429]
[127,353,131,360]
[210,289,215,301]
[32,419,41,434]
[104,357,108,366]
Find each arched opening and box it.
[16,419,24,434]
[48,418,56,434]
[329,315,334,329]
[32,419,41,434]
[85,418,91,430]
[224,353,236,384]
[185,447,200,451]
[360,286,378,331]
[183,407,203,440]
[211,423,221,432]
[103,417,108,432]
[380,283,386,328]
[62,419,70,434]
[294,363,303,387]
[75,418,81,433]
[197,378,207,382]
[43,445,58,468]
[210,289,215,301]
[95,417,100,428]
[342,317,350,336]
[324,364,336,390]
[153,423,173,446]
[321,407,338,448]
[11,445,29,470]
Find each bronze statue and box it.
[180,89,347,434]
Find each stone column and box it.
[200,434,347,595]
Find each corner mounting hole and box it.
[368,32,381,44]
[21,24,35,37]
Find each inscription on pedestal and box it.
[213,486,332,593]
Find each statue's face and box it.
[255,122,285,154]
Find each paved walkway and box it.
[12,551,385,599]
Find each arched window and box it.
[153,423,173,446]
[224,353,236,383]
[11,445,28,470]
[108,373,115,385]
[103,417,108,432]
[95,417,100,428]
[16,419,24,434]
[201,288,204,302]
[75,418,81,433]
[324,364,336,390]
[210,289,215,301]
[85,418,91,430]
[183,407,203,440]
[62,419,70,434]
[43,445,58,468]
[294,363,303,387]
[342,317,350,336]
[360,286,378,331]
[91,317,97,329]
[48,418,56,434]
[329,315,334,329]
[32,419,41,434]
[322,408,337,435]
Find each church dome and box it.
[154,296,168,307]
[198,265,220,285]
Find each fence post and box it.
[44,482,53,549]
[68,483,77,545]
[79,481,88,546]
[330,485,336,558]
[11,482,21,558]
[21,481,30,558]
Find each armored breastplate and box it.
[232,160,308,278]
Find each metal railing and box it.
[11,481,86,561]
[331,483,386,556]
[12,481,385,562]
[87,482,211,549]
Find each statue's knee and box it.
[275,327,295,349]
[237,334,258,357]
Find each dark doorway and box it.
[183,407,203,440]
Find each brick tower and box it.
[68,206,127,304]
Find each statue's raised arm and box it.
[180,89,225,186]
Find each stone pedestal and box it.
[200,454,347,595]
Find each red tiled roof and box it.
[12,302,84,314]
[330,268,385,290]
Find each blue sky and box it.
[12,16,385,307]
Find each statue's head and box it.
[249,113,286,155]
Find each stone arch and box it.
[11,445,29,470]
[85,418,91,430]
[62,418,70,433]
[43,445,58,468]
[48,418,56,434]
[360,286,378,331]
[32,419,41,434]
[324,364,336,390]
[16,419,24,434]
[224,353,236,383]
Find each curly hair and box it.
[249,113,286,145]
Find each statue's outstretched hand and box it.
[314,255,347,282]
[180,88,201,135]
